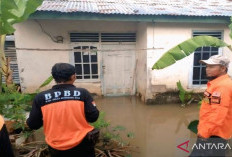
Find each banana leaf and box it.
[152,36,230,70]
[188,120,199,134]
[38,75,53,89]
[0,0,43,35]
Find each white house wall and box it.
[136,22,148,102]
[146,22,232,100]
[14,19,232,101]
[14,20,137,94]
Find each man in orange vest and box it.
[27,63,99,157]
[190,55,232,157]
[0,115,14,157]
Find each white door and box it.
[102,43,136,96]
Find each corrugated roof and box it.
[37,0,232,17]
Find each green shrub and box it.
[0,76,53,135]
[91,112,135,157]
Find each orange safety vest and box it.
[0,115,4,131]
[41,100,93,150]
[198,74,232,139]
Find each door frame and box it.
[101,42,136,96]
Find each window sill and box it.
[188,84,207,89]
[74,79,101,83]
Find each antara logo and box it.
[44,90,81,100]
[192,143,231,150]
[177,140,232,154]
[177,140,190,153]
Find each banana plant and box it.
[0,0,43,85]
[152,36,232,70]
[176,81,194,107]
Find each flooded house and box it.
[12,0,232,103]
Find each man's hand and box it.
[23,121,33,131]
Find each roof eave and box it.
[29,11,231,24]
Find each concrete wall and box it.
[14,19,137,93]
[146,22,232,100]
[136,22,148,101]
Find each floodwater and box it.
[32,96,232,157]
[96,96,200,157]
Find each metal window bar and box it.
[101,33,136,42]
[192,31,222,85]
[89,47,92,79]
[70,33,99,42]
[74,46,98,80]
[70,33,136,43]
[199,47,203,84]
[81,47,84,79]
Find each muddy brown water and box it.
[96,96,198,157]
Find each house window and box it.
[2,35,20,84]
[192,31,222,85]
[74,46,98,79]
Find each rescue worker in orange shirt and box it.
[190,55,232,157]
[26,63,99,157]
[0,115,14,157]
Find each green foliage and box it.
[113,125,126,131]
[176,81,193,106]
[0,85,34,134]
[188,120,199,134]
[91,112,135,157]
[0,72,2,93]
[127,132,135,138]
[229,17,232,40]
[0,0,43,87]
[0,0,43,35]
[91,112,134,145]
[0,76,53,134]
[198,100,202,106]
[91,112,110,129]
[38,76,53,89]
[152,36,230,70]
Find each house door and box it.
[102,44,136,96]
